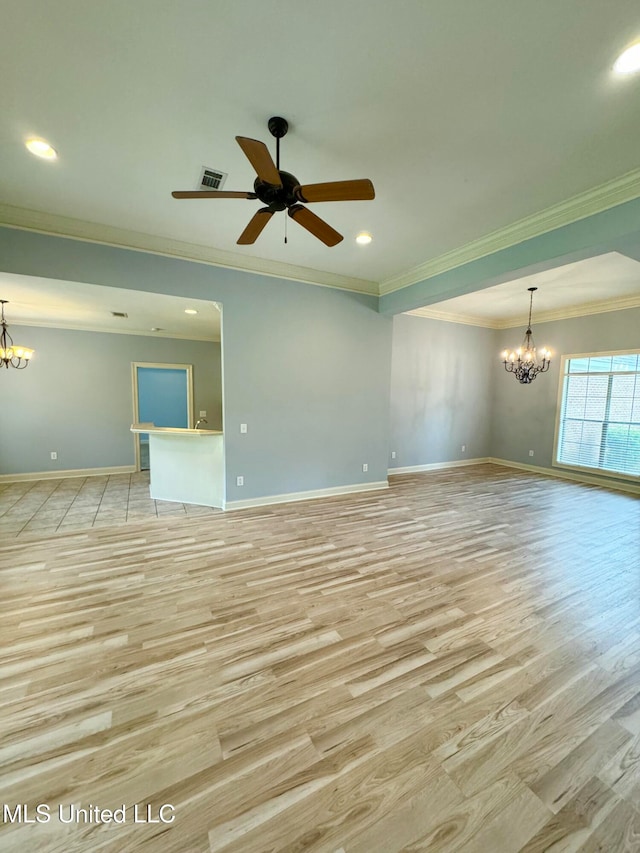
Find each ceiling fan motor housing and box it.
[254,170,300,211]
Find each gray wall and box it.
[0,326,222,475]
[492,306,640,487]
[0,227,392,500]
[390,307,639,491]
[389,314,494,468]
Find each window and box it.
[555,351,640,479]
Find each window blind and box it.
[556,352,640,478]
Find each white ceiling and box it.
[409,252,640,327]
[0,273,221,340]
[1,0,640,293]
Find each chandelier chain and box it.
[527,288,534,329]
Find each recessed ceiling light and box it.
[356,232,373,245]
[184,309,198,315]
[25,138,57,160]
[613,42,640,74]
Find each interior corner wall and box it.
[0,227,393,500]
[491,306,640,488]
[0,326,221,475]
[389,314,495,468]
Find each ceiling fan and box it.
[172,116,375,247]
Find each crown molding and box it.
[407,293,640,329]
[406,307,500,328]
[9,318,220,342]
[380,168,640,295]
[0,204,377,296]
[496,293,640,329]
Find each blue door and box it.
[136,366,190,469]
[137,367,189,428]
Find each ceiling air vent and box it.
[111,311,128,318]
[199,167,227,191]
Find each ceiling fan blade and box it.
[295,179,375,203]
[288,204,343,247]
[172,190,257,199]
[235,136,282,187]
[237,208,274,245]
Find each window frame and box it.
[552,348,640,483]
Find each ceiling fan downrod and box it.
[267,116,289,170]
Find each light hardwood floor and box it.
[0,464,639,852]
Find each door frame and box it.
[131,362,194,472]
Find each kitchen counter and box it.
[130,425,223,437]
[130,424,224,508]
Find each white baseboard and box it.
[0,465,137,483]
[224,480,389,511]
[388,458,491,475]
[488,457,640,496]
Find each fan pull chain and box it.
[284,213,288,244]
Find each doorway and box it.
[132,363,194,471]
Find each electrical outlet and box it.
[240,423,247,434]
[529,450,535,456]
[50,451,57,460]
[461,445,466,452]
[199,410,207,418]
[362,463,368,472]
[391,451,396,459]
[236,475,244,486]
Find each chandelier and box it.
[502,287,551,384]
[0,300,34,369]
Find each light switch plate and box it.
[240,423,247,433]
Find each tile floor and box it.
[0,472,219,539]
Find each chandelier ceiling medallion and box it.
[0,300,34,369]
[502,287,551,384]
